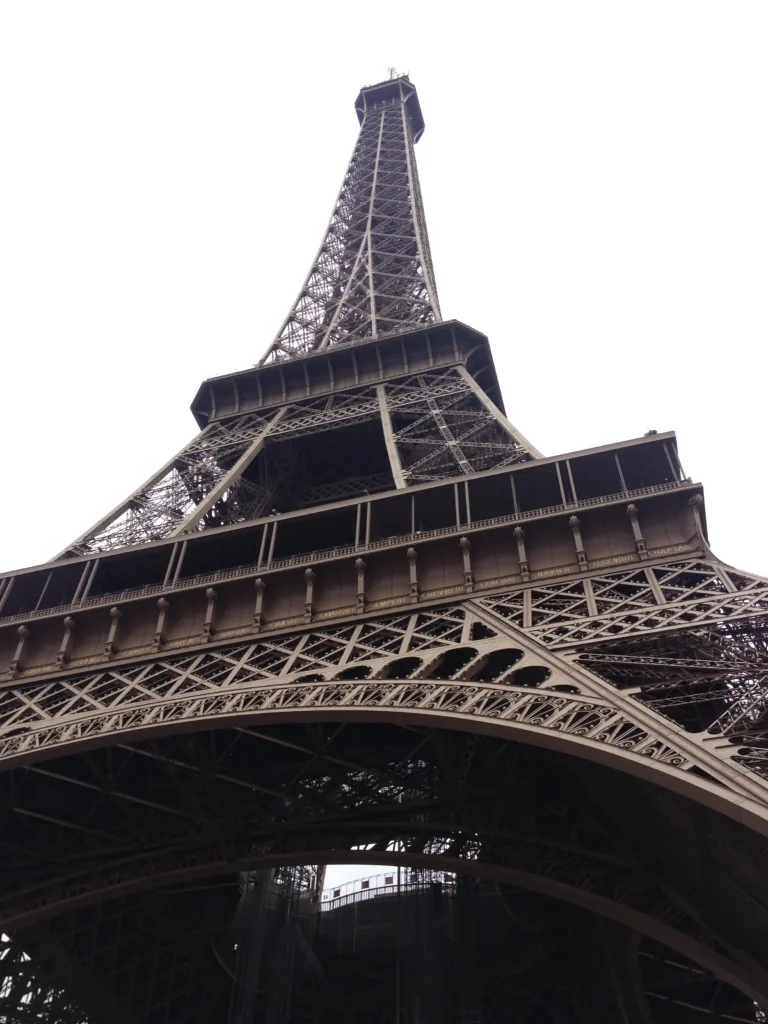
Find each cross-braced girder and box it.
[2,722,768,1019]
[3,559,768,806]
[261,77,440,364]
[62,365,533,555]
[5,68,768,1024]
[0,931,91,1023]
[5,557,768,1012]
[64,411,280,556]
[6,881,762,1024]
[383,368,533,481]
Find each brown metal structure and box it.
[2,74,768,1023]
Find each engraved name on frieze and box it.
[368,597,411,610]
[649,544,692,558]
[531,566,575,580]
[590,555,636,569]
[421,585,465,600]
[68,656,104,669]
[215,626,257,640]
[315,607,357,621]
[266,616,304,631]
[477,575,520,590]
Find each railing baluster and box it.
[0,481,685,626]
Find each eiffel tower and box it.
[2,73,768,1024]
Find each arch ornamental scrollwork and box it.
[2,599,768,830]
[2,571,768,1015]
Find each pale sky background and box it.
[1,2,766,885]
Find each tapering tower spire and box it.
[49,76,537,559]
[261,75,441,364]
[4,71,768,1024]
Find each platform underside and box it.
[2,721,768,1022]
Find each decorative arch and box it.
[3,808,768,1004]
[1,615,767,838]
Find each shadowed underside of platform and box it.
[2,724,768,1022]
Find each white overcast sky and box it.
[1,1,766,576]
[1,2,766,885]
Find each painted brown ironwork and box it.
[261,76,440,363]
[3,73,768,1023]
[63,410,282,556]
[61,363,536,557]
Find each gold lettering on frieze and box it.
[68,656,104,668]
[649,544,691,558]
[11,643,156,681]
[531,566,576,580]
[315,607,356,621]
[477,576,520,590]
[165,637,202,650]
[368,597,411,610]
[17,665,49,677]
[265,617,304,631]
[591,555,636,569]
[421,586,464,600]
[216,626,256,640]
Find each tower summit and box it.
[2,76,768,1023]
[263,75,439,363]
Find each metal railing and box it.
[0,480,688,627]
[320,872,456,912]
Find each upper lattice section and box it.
[259,76,441,365]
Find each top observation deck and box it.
[355,74,426,141]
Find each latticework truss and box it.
[4,559,768,795]
[6,69,768,1024]
[2,690,768,1014]
[261,76,440,364]
[3,565,768,1016]
[477,558,768,776]
[53,75,535,560]
[63,366,532,554]
[384,368,532,481]
[0,932,89,1024]
[479,559,768,647]
[66,411,279,556]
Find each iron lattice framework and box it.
[2,73,768,1023]
[63,364,537,557]
[262,76,440,363]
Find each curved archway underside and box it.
[2,589,768,830]
[3,722,768,1004]
[3,565,768,1017]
